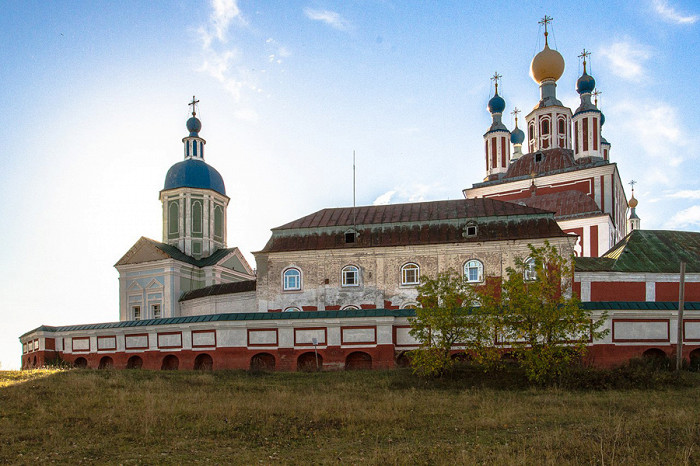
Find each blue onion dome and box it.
[600,112,606,126]
[163,159,226,196]
[186,116,202,136]
[510,126,525,144]
[576,71,596,95]
[488,92,506,114]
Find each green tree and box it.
[494,241,608,384]
[408,270,498,377]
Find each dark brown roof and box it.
[179,280,257,302]
[260,198,568,253]
[274,198,549,230]
[517,191,603,220]
[472,148,610,188]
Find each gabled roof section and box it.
[274,198,550,230]
[115,236,250,271]
[260,199,568,253]
[517,190,603,220]
[179,280,257,302]
[575,230,700,273]
[472,148,610,188]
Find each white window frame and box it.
[151,303,161,319]
[524,257,537,281]
[282,267,302,291]
[341,265,360,287]
[401,263,420,286]
[464,259,484,283]
[133,305,141,321]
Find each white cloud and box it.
[667,190,700,199]
[599,40,651,81]
[614,99,684,168]
[373,190,396,205]
[304,8,351,31]
[666,205,700,228]
[211,0,245,41]
[652,0,698,24]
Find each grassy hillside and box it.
[1,368,700,464]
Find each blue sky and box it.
[1,0,698,369]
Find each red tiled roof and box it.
[516,191,603,219]
[274,198,549,230]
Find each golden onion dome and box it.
[629,196,638,208]
[530,42,565,84]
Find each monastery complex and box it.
[20,21,700,371]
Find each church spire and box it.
[184,96,206,160]
[483,72,511,180]
[572,50,604,160]
[628,180,641,231]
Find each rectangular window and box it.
[485,141,488,171]
[583,119,589,152]
[133,306,141,321]
[152,304,161,319]
[574,121,579,152]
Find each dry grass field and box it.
[1,367,699,464]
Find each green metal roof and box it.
[575,230,700,273]
[19,309,417,338]
[20,303,700,340]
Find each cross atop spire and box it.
[539,15,553,45]
[491,71,502,93]
[188,95,200,117]
[629,179,637,190]
[592,89,601,106]
[511,107,521,124]
[578,48,591,73]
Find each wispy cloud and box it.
[304,8,351,31]
[373,190,396,205]
[372,183,446,206]
[599,39,651,81]
[652,0,698,24]
[665,205,700,229]
[666,190,700,199]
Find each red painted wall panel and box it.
[656,282,700,302]
[590,281,645,301]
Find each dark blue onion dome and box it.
[163,159,226,196]
[600,112,606,126]
[576,71,596,95]
[186,116,202,136]
[488,92,506,114]
[510,126,525,144]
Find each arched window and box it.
[213,204,224,240]
[524,257,537,281]
[283,307,301,312]
[282,268,301,291]
[341,305,359,310]
[464,260,484,283]
[401,263,420,286]
[540,117,550,149]
[529,122,536,152]
[402,302,418,309]
[168,201,179,236]
[341,265,359,287]
[558,117,566,147]
[191,200,202,234]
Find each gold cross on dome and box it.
[592,89,602,105]
[511,107,521,124]
[629,180,637,189]
[539,15,553,43]
[578,48,591,72]
[491,71,502,93]
[188,95,200,117]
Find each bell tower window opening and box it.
[501,137,506,167]
[529,122,536,153]
[574,121,579,153]
[540,117,550,149]
[484,141,488,171]
[214,205,224,241]
[192,200,203,234]
[582,119,589,152]
[491,138,497,169]
[593,118,598,150]
[558,117,566,147]
[168,201,179,236]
